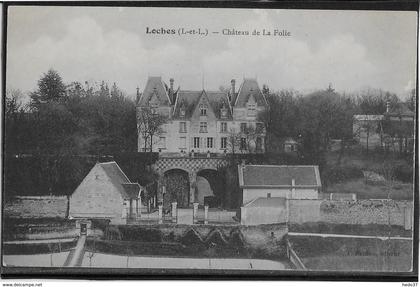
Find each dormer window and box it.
[180,107,186,118]
[220,103,228,119]
[247,94,257,117]
[200,104,207,116]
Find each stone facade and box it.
[137,77,268,155]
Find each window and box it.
[256,123,264,133]
[220,122,227,133]
[159,137,166,149]
[240,123,247,133]
[207,137,213,148]
[247,104,256,117]
[199,122,208,133]
[179,122,187,133]
[221,137,227,149]
[200,104,207,116]
[247,96,257,117]
[240,138,246,150]
[180,107,186,118]
[221,107,228,118]
[194,137,200,148]
[180,137,186,149]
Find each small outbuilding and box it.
[69,161,143,224]
[238,164,321,205]
[283,138,298,153]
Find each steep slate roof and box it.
[173,90,202,119]
[244,197,287,208]
[138,76,171,106]
[99,162,141,200]
[239,165,321,188]
[206,91,232,119]
[173,90,232,120]
[353,115,384,121]
[234,78,267,107]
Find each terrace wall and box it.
[289,199,413,229]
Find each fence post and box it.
[171,202,177,224]
[193,202,199,224]
[158,204,163,224]
[204,205,209,224]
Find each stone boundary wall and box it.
[289,199,413,229]
[4,196,68,218]
[286,239,306,270]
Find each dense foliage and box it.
[4,69,156,198]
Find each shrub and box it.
[393,164,413,183]
[323,166,363,184]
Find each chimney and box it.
[170,78,174,91]
[169,78,175,103]
[136,87,140,104]
[230,79,236,100]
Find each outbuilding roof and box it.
[238,165,321,188]
[98,162,141,200]
[353,115,384,121]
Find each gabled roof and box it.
[173,90,202,119]
[172,90,232,120]
[234,78,267,108]
[98,161,141,200]
[353,115,384,121]
[138,76,171,106]
[238,165,321,188]
[386,103,415,117]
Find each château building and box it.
[136,77,268,155]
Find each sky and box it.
[6,6,418,99]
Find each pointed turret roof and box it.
[234,78,267,107]
[138,76,172,106]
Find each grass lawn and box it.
[289,235,413,272]
[326,179,413,200]
[303,255,412,272]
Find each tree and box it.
[30,69,66,108]
[258,90,301,152]
[356,88,399,115]
[242,125,258,153]
[407,88,415,112]
[137,105,167,153]
[5,89,28,155]
[359,119,380,154]
[226,128,242,155]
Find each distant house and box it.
[283,138,298,153]
[238,165,321,205]
[353,114,384,149]
[383,103,415,153]
[69,161,143,224]
[353,103,415,153]
[240,197,287,225]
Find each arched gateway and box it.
[154,156,228,207]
